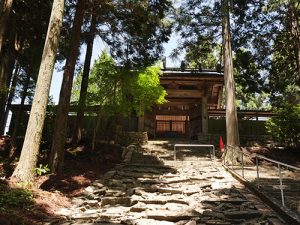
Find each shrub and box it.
[266,104,300,147]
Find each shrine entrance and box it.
[155,115,188,138]
[143,68,224,139]
[153,101,203,139]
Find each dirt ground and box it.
[0,140,120,225]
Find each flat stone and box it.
[184,221,196,225]
[94,187,107,195]
[157,187,183,194]
[134,219,176,225]
[130,202,147,212]
[85,200,100,207]
[147,208,200,222]
[224,210,262,219]
[105,189,127,197]
[203,199,247,205]
[92,181,104,188]
[137,178,160,184]
[84,186,97,193]
[101,197,132,207]
[71,209,100,219]
[205,220,231,225]
[56,208,72,216]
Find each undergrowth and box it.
[0,182,34,213]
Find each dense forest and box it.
[0,0,299,223]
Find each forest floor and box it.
[0,138,299,224]
[0,141,121,225]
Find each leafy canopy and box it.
[72,51,167,116]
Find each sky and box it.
[49,33,184,103]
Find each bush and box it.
[266,104,300,147]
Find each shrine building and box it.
[140,67,224,139]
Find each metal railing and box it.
[174,144,215,160]
[223,145,300,219]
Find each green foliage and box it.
[269,31,300,105]
[72,51,167,116]
[266,104,300,146]
[233,49,271,110]
[0,183,34,213]
[185,45,220,69]
[34,164,50,176]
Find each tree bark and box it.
[222,0,240,147]
[50,0,84,174]
[288,4,300,76]
[9,73,30,160]
[0,53,11,134]
[0,9,18,135]
[2,62,19,133]
[12,0,65,182]
[0,45,16,135]
[72,12,97,144]
[0,0,13,54]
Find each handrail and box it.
[225,144,300,211]
[226,144,300,171]
[174,144,215,160]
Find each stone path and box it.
[48,141,286,225]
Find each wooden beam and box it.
[155,109,190,116]
[160,80,224,86]
[161,76,224,82]
[166,89,203,98]
[208,109,276,117]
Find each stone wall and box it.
[116,131,148,146]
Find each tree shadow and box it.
[248,177,300,221]
[0,179,64,225]
[226,164,300,223]
[36,140,287,224]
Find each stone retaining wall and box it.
[116,131,148,146]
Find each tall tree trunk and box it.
[50,0,84,174]
[9,73,30,160]
[288,4,300,76]
[2,62,19,132]
[12,0,65,182]
[0,10,18,135]
[222,0,240,147]
[0,47,16,135]
[72,12,97,144]
[0,53,11,134]
[0,0,13,54]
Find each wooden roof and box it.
[161,68,224,109]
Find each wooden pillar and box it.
[185,116,190,139]
[201,96,208,133]
[137,116,145,131]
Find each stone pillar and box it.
[137,116,145,131]
[201,96,208,133]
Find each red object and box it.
[219,136,225,152]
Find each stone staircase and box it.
[47,140,285,225]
